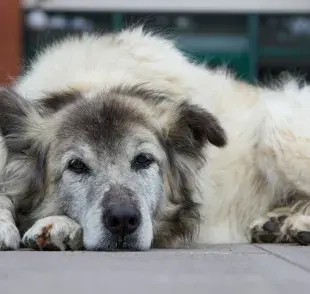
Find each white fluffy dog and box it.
[0,27,310,250]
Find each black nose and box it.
[104,205,141,236]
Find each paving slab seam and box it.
[254,244,310,273]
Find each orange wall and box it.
[0,0,21,85]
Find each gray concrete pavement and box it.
[1,244,310,294]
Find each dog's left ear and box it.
[162,101,227,157]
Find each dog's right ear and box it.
[0,87,35,138]
[0,88,81,152]
[0,88,49,200]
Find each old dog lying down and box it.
[1,28,310,251]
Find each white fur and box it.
[0,211,20,250]
[6,27,310,245]
[0,195,20,249]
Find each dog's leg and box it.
[22,216,83,251]
[0,196,21,250]
[0,136,20,250]
[250,199,310,245]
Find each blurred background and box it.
[1,0,310,86]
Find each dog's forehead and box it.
[56,97,153,150]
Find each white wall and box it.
[23,0,310,13]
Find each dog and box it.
[0,27,310,251]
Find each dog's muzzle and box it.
[101,185,142,249]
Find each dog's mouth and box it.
[108,237,141,251]
[90,235,145,251]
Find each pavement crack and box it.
[254,244,310,274]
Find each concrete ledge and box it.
[1,244,310,293]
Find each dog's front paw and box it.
[249,213,289,243]
[282,214,310,245]
[0,221,21,250]
[22,216,83,251]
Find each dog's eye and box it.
[132,153,155,170]
[68,159,88,174]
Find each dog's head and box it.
[0,86,226,250]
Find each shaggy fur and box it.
[1,27,310,250]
